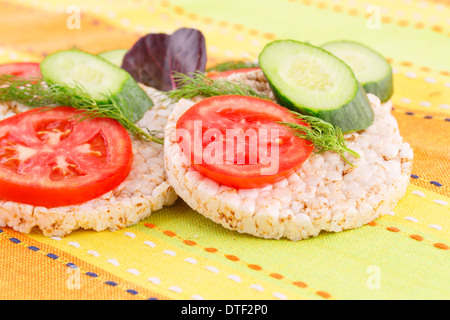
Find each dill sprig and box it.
[167,71,269,102]
[279,112,360,166]
[166,72,358,164]
[0,74,163,144]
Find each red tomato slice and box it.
[207,67,260,80]
[0,62,41,78]
[176,95,313,189]
[0,107,133,207]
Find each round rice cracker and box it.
[0,85,178,237]
[164,93,413,241]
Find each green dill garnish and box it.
[167,72,359,164]
[279,112,360,166]
[0,74,163,144]
[206,60,259,72]
[167,71,269,102]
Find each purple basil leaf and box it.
[121,28,207,91]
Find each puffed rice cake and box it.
[0,85,178,237]
[164,70,413,240]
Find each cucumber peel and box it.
[321,40,393,102]
[98,49,128,67]
[40,49,152,122]
[259,40,374,132]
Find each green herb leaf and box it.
[279,112,360,166]
[0,74,163,144]
[167,71,269,102]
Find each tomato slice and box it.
[206,67,260,80]
[0,107,133,207]
[0,62,41,78]
[176,95,313,189]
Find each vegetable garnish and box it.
[176,95,314,189]
[167,71,269,101]
[259,40,374,133]
[321,40,393,103]
[0,107,133,208]
[122,28,207,91]
[0,74,163,144]
[41,49,153,123]
[279,112,360,166]
[168,72,359,164]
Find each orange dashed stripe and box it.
[365,222,449,250]
[262,32,276,40]
[173,6,184,15]
[187,13,198,21]
[386,227,400,233]
[288,0,448,35]
[316,291,332,299]
[158,0,278,45]
[433,243,449,250]
[270,273,284,280]
[432,25,443,33]
[202,17,213,24]
[233,23,245,31]
[410,235,424,241]
[293,281,308,288]
[183,240,197,246]
[248,264,263,271]
[248,29,259,36]
[225,255,240,262]
[401,61,413,67]
[143,222,334,299]
[348,8,358,16]
[158,0,449,77]
[163,230,176,237]
[387,57,450,77]
[397,19,409,27]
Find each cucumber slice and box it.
[98,49,128,67]
[40,49,152,122]
[259,40,374,132]
[321,41,393,102]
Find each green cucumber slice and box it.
[321,41,393,102]
[259,40,374,132]
[40,49,152,122]
[98,49,128,67]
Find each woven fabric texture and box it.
[0,0,448,300]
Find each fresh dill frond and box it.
[0,74,163,144]
[167,71,269,102]
[166,72,358,164]
[279,112,360,166]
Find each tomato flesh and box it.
[207,67,260,80]
[176,95,313,189]
[0,107,133,207]
[0,62,41,78]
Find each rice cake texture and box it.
[164,70,413,240]
[0,85,177,237]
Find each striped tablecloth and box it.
[0,0,448,300]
